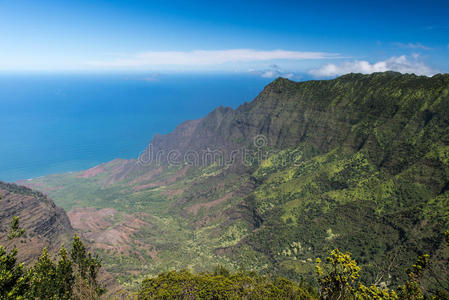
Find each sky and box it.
[0,0,448,78]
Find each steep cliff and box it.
[0,181,73,263]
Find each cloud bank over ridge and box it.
[88,49,340,68]
[308,55,437,77]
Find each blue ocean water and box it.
[0,73,272,182]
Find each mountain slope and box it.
[21,72,449,287]
[0,181,73,263]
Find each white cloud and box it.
[393,42,432,50]
[88,49,339,68]
[308,55,437,77]
[249,64,300,79]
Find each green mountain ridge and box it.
[20,71,449,288]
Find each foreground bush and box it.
[138,268,316,299]
[2,214,448,299]
[138,230,449,299]
[315,231,449,300]
[0,216,104,299]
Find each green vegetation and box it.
[0,216,104,299]
[316,249,398,299]
[138,269,315,299]
[2,219,449,299]
[136,232,449,299]
[22,72,449,290]
[7,217,24,240]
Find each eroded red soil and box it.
[67,207,157,259]
[77,165,106,178]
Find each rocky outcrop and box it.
[0,181,73,263]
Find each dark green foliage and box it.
[0,212,28,299]
[315,249,361,299]
[406,230,449,299]
[213,265,230,277]
[71,235,105,299]
[397,254,430,300]
[0,218,104,299]
[7,216,24,240]
[314,232,449,299]
[27,248,60,299]
[137,243,449,299]
[55,246,75,299]
[0,247,27,299]
[316,249,398,299]
[138,269,315,299]
[25,246,75,299]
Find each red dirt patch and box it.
[68,207,116,231]
[77,165,105,178]
[186,191,235,216]
[130,166,164,185]
[67,208,157,259]
[134,166,189,191]
[15,180,62,194]
[102,159,133,186]
[161,188,185,198]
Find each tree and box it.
[27,248,58,299]
[0,215,104,299]
[316,249,397,300]
[7,216,24,240]
[0,214,28,299]
[55,246,75,299]
[315,249,360,299]
[71,235,105,299]
[0,246,28,299]
[399,230,449,299]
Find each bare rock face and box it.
[0,181,73,263]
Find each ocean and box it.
[0,73,272,182]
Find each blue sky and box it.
[1,0,448,77]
